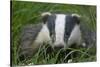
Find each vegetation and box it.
[11,1,96,66]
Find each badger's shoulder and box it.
[80,22,96,47]
[20,23,42,47]
[19,23,43,60]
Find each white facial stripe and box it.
[55,14,66,45]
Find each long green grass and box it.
[11,1,96,66]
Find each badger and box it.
[19,12,96,61]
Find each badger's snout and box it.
[54,41,65,48]
[54,44,64,49]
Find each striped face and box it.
[42,13,81,48]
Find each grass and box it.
[11,1,96,66]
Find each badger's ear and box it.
[72,14,81,24]
[41,12,51,24]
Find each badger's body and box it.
[19,12,96,60]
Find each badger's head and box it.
[40,12,82,49]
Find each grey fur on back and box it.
[80,22,96,48]
[19,23,42,60]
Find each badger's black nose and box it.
[54,45,64,49]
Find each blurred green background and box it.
[11,1,96,66]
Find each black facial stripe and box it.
[46,14,56,42]
[64,15,76,42]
